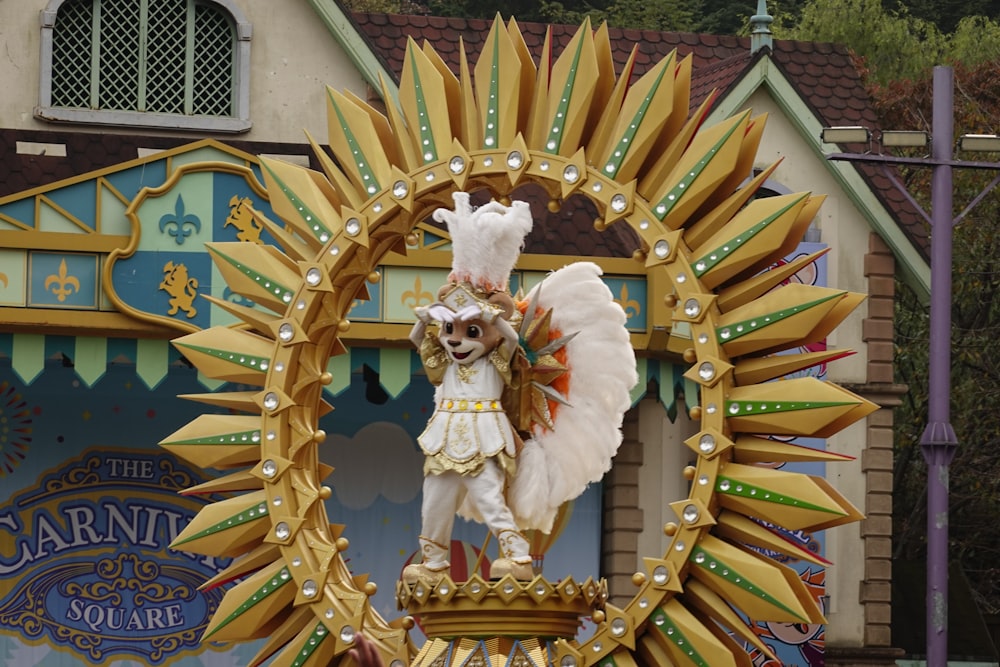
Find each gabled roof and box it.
[348,12,930,296]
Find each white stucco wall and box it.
[0,0,369,143]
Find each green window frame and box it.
[37,0,252,132]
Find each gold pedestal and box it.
[397,573,606,667]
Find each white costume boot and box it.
[490,530,533,580]
[402,536,450,585]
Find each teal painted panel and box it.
[28,252,99,309]
[383,266,449,322]
[603,276,647,331]
[133,172,214,252]
[347,279,382,321]
[46,180,97,230]
[104,160,169,201]
[0,250,27,306]
[0,198,36,228]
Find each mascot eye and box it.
[467,325,481,338]
[444,322,454,334]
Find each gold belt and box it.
[439,398,502,411]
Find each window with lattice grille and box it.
[39,0,251,132]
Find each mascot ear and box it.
[437,285,451,301]
[488,292,515,320]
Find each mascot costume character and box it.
[402,192,638,585]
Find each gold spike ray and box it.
[505,17,538,134]
[182,469,262,495]
[400,38,456,165]
[475,19,525,151]
[636,89,716,202]
[716,461,862,531]
[306,129,365,210]
[715,246,829,313]
[177,390,260,413]
[172,326,275,385]
[202,560,298,642]
[716,284,857,358]
[171,490,271,558]
[732,434,857,464]
[646,598,739,667]
[733,348,854,385]
[714,510,831,567]
[200,543,283,591]
[725,376,877,437]
[534,18,599,156]
[201,293,279,336]
[652,111,751,230]
[684,159,783,251]
[265,617,342,667]
[260,157,342,248]
[587,44,640,165]
[690,193,810,290]
[595,52,677,184]
[207,242,302,314]
[682,579,779,663]
[160,414,264,468]
[689,535,824,624]
[695,113,767,219]
[248,606,317,667]
[327,87,394,197]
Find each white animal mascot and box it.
[402,192,638,585]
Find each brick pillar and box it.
[831,233,906,666]
[601,407,643,606]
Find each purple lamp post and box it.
[823,65,1000,665]
[920,66,958,667]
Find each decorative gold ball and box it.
[632,572,647,587]
[632,249,646,263]
[405,233,419,246]
[689,406,702,420]
[682,348,697,363]
[663,294,678,308]
[593,217,606,231]
[592,610,606,623]
[313,429,327,444]
[365,582,378,596]
[336,537,350,552]
[683,465,696,480]
[500,196,511,206]
[401,616,416,630]
[319,486,332,500]
[338,319,351,332]
[319,372,333,385]
[663,522,678,536]
[547,199,561,212]
[368,271,381,284]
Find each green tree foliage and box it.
[787,0,1000,84]
[872,61,1000,612]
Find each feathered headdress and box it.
[433,192,533,294]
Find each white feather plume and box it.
[432,192,533,291]
[507,262,638,533]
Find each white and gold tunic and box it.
[417,340,517,476]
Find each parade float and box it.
[160,17,875,667]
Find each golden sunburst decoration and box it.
[160,15,876,667]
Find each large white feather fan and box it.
[504,262,638,533]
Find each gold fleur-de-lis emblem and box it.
[44,259,80,302]
[401,275,434,309]
[615,283,641,320]
[0,271,7,288]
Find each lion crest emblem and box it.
[159,261,199,319]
